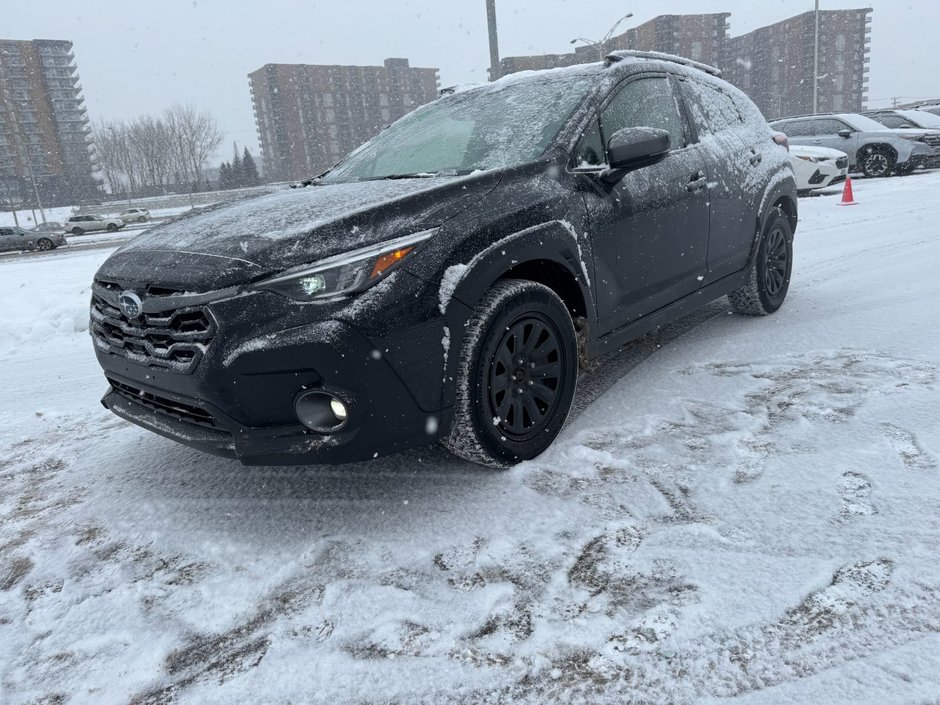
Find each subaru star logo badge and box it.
[118,291,143,320]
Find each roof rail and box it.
[604,50,721,77]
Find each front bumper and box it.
[96,294,447,465]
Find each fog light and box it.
[329,397,348,421]
[295,391,349,433]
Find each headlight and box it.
[253,228,438,301]
[898,134,926,142]
[796,155,820,163]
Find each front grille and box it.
[836,156,848,170]
[108,378,217,428]
[923,134,940,148]
[91,283,216,374]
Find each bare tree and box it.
[165,103,224,184]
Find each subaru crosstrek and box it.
[91,51,798,467]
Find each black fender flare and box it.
[752,172,798,266]
[438,220,595,409]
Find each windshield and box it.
[320,71,595,184]
[904,110,940,128]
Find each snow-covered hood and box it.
[98,174,498,289]
[790,145,848,160]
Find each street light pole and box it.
[486,0,501,81]
[813,0,820,114]
[571,12,634,62]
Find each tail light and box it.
[772,131,790,151]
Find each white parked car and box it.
[120,208,151,224]
[789,145,849,195]
[64,215,126,235]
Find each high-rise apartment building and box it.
[723,9,872,118]
[249,58,440,182]
[0,39,99,207]
[499,14,731,75]
[498,9,872,120]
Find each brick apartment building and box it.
[499,13,731,75]
[499,9,872,119]
[723,9,872,119]
[249,58,440,181]
[0,39,99,207]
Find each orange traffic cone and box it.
[837,176,858,206]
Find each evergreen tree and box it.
[218,161,231,190]
[241,147,260,186]
[231,142,243,187]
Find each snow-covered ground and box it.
[1,172,939,704]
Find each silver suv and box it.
[769,113,937,177]
[64,215,126,235]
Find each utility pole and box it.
[813,0,820,114]
[486,0,501,81]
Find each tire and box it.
[729,207,793,316]
[442,279,579,467]
[106,223,118,232]
[37,238,54,251]
[859,147,896,178]
[71,227,84,236]
[138,216,147,223]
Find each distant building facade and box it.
[724,9,872,119]
[249,58,440,181]
[498,9,872,120]
[0,38,99,207]
[499,13,731,76]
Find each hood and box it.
[97,173,499,290]
[790,145,847,159]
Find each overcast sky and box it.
[7,0,940,161]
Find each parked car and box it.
[0,226,67,252]
[64,215,126,235]
[91,50,797,467]
[29,221,65,234]
[120,208,151,224]
[769,113,936,177]
[862,109,940,169]
[789,145,849,194]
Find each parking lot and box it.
[1,169,938,704]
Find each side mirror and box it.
[606,127,671,171]
[837,129,853,138]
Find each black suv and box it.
[91,51,797,467]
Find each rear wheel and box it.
[36,238,54,251]
[859,147,895,178]
[443,279,578,467]
[729,207,793,316]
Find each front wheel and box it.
[729,207,793,316]
[106,223,118,232]
[137,216,147,223]
[37,238,54,251]
[442,279,579,467]
[859,147,895,178]
[71,227,84,236]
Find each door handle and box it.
[687,171,707,192]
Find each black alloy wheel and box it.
[107,223,118,232]
[37,238,54,251]
[443,279,578,466]
[72,227,83,236]
[729,207,794,316]
[487,314,564,442]
[762,226,788,299]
